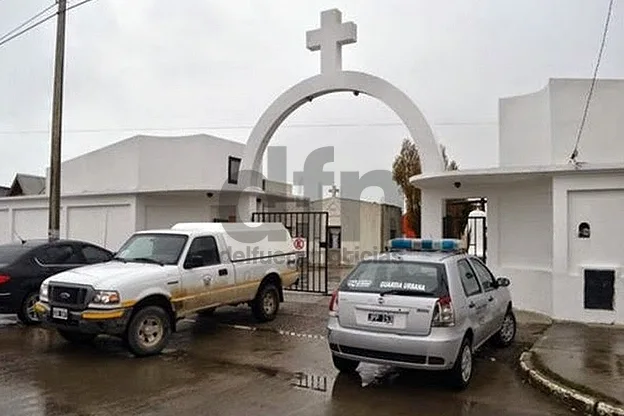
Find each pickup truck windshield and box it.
[340,260,449,297]
[114,234,188,266]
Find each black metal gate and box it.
[443,215,487,263]
[251,211,329,294]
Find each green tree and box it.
[392,140,458,235]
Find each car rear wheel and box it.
[494,310,516,347]
[125,306,172,357]
[251,283,280,322]
[332,354,359,373]
[17,291,41,325]
[58,329,97,344]
[448,336,473,390]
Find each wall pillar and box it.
[420,190,443,239]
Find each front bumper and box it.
[35,301,130,335]
[327,317,464,371]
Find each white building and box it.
[309,190,402,266]
[412,78,624,325]
[0,134,306,251]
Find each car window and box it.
[115,233,188,265]
[470,257,496,292]
[82,245,112,264]
[457,259,482,297]
[184,236,220,268]
[339,260,449,297]
[37,245,82,265]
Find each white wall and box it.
[59,138,140,194]
[417,180,554,315]
[553,173,624,324]
[498,78,624,168]
[137,193,214,230]
[0,195,136,250]
[550,79,624,165]
[499,85,551,167]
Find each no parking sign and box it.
[293,237,306,251]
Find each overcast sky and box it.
[1,0,623,200]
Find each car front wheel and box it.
[494,310,516,347]
[125,306,172,357]
[17,291,41,325]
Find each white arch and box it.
[240,70,445,184]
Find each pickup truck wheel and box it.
[17,291,41,325]
[126,306,171,357]
[58,329,97,344]
[251,283,280,322]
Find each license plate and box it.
[52,307,68,320]
[368,312,394,324]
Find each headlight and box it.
[39,282,49,302]
[92,290,120,305]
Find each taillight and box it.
[0,275,10,285]
[329,290,339,316]
[432,296,455,327]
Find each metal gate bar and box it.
[251,211,329,295]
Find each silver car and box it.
[327,239,516,390]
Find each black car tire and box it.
[494,310,517,348]
[332,355,359,373]
[448,336,473,390]
[125,306,172,357]
[58,329,97,344]
[251,283,280,322]
[17,291,41,325]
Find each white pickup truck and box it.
[34,222,300,356]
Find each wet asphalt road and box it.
[0,308,577,416]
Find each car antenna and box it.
[13,230,26,245]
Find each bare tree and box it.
[392,140,458,235]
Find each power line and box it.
[0,0,97,49]
[0,2,56,44]
[0,8,57,48]
[0,121,497,135]
[570,0,615,164]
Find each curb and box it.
[519,351,624,416]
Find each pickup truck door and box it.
[178,235,235,313]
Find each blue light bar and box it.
[387,238,464,252]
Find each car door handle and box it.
[488,296,494,302]
[468,302,476,308]
[218,268,228,276]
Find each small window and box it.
[184,236,220,268]
[457,259,482,297]
[329,226,341,249]
[228,156,241,184]
[470,257,496,292]
[82,245,112,264]
[578,222,590,239]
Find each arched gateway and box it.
[238,8,445,238]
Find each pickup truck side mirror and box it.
[185,254,205,269]
[495,277,510,288]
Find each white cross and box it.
[328,184,339,197]
[306,9,357,74]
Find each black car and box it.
[0,239,114,325]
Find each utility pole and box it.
[48,0,67,242]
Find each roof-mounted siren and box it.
[386,238,466,252]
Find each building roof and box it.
[8,174,45,196]
[410,163,624,189]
